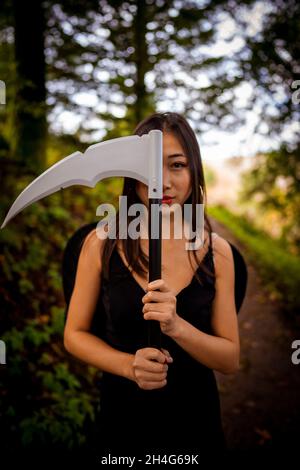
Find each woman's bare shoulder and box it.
[80,225,108,270]
[211,233,234,278]
[211,232,231,252]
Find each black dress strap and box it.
[206,230,215,275]
[208,230,213,255]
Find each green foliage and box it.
[1,300,100,452]
[239,145,300,254]
[232,0,300,138]
[19,361,95,449]
[0,166,116,452]
[203,164,217,186]
[1,0,249,151]
[208,204,300,317]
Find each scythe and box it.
[1,130,163,349]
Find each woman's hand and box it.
[132,347,173,390]
[142,279,181,337]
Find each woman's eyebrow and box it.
[167,153,186,158]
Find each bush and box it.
[208,204,300,318]
[0,171,118,452]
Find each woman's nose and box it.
[163,169,172,190]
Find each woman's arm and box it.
[64,228,173,389]
[63,228,135,381]
[169,235,240,375]
[141,235,240,374]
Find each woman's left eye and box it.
[172,162,186,169]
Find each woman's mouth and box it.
[162,196,174,204]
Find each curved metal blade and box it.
[1,130,162,228]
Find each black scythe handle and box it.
[147,198,162,349]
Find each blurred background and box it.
[0,0,299,460]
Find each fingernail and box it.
[150,279,160,286]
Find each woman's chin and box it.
[161,202,174,211]
[161,201,183,217]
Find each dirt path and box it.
[210,218,300,455]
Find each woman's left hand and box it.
[142,279,180,337]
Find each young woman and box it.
[64,112,240,459]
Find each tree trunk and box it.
[13,0,47,173]
[133,0,149,124]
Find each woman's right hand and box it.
[132,348,173,390]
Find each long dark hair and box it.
[101,112,215,285]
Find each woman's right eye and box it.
[172,162,186,169]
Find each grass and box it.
[207,204,300,318]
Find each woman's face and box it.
[135,131,192,209]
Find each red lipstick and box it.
[162,195,174,204]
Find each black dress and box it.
[91,232,226,458]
